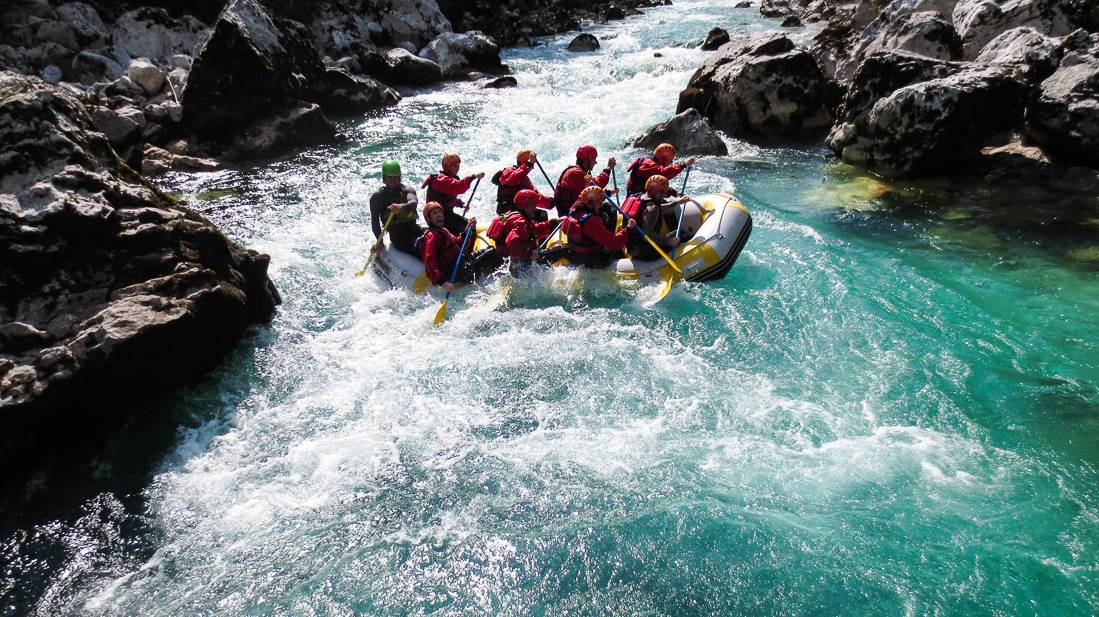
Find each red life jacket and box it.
[416,224,460,272]
[486,213,513,247]
[492,166,526,209]
[622,194,644,220]
[561,207,601,254]
[625,157,651,195]
[552,165,585,211]
[422,172,460,208]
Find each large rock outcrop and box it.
[826,51,1031,174]
[0,71,280,467]
[418,31,503,77]
[633,108,729,155]
[952,0,1079,59]
[1024,49,1099,166]
[181,0,326,135]
[677,32,833,143]
[975,26,1062,81]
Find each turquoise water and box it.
[6,1,1099,614]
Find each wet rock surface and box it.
[633,108,730,155]
[567,33,602,52]
[0,71,279,469]
[677,32,833,143]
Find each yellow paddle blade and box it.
[433,298,449,325]
[411,274,432,294]
[657,272,676,301]
[644,236,683,274]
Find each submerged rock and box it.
[567,33,601,52]
[482,75,518,88]
[702,28,731,50]
[633,108,729,155]
[0,71,278,467]
[677,31,833,143]
[383,47,444,86]
[782,15,804,27]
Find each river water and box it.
[5,1,1099,615]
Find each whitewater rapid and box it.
[13,1,1098,615]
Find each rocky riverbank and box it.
[651,0,1097,192]
[0,70,280,479]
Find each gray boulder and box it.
[308,68,400,114]
[0,71,278,471]
[633,108,729,155]
[231,101,336,157]
[384,47,444,85]
[89,105,146,147]
[677,31,833,143]
[54,3,110,50]
[832,0,963,80]
[975,26,1061,81]
[952,0,1077,59]
[112,8,210,63]
[566,33,601,52]
[126,57,166,95]
[827,58,1031,174]
[40,65,63,85]
[1024,51,1099,166]
[418,31,503,77]
[482,75,518,88]
[182,0,325,135]
[70,50,123,84]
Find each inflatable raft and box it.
[541,192,752,284]
[371,192,752,290]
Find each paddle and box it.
[534,159,555,190]
[433,222,475,326]
[673,165,693,245]
[461,175,482,216]
[355,210,396,277]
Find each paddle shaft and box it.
[356,210,396,276]
[461,176,482,216]
[535,160,555,191]
[674,166,692,239]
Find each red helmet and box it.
[514,189,540,207]
[576,144,598,160]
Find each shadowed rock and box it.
[0,70,279,470]
[567,33,601,52]
[1024,50,1099,166]
[827,53,1031,175]
[702,28,731,50]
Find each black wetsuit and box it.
[370,182,421,256]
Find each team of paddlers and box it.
[369,143,696,292]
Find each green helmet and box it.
[381,160,401,177]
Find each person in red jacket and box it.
[625,143,696,195]
[423,152,485,234]
[493,149,540,215]
[561,186,636,267]
[552,144,616,217]
[502,189,558,267]
[419,201,475,292]
[628,174,689,261]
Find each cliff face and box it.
[0,70,280,471]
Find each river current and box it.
[5,1,1099,615]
